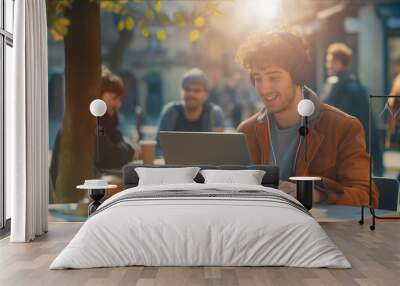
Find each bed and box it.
[50,164,350,269]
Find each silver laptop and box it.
[159,131,251,165]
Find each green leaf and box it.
[100,1,114,12]
[145,9,155,21]
[100,1,123,13]
[154,0,162,13]
[55,0,72,14]
[118,20,125,31]
[212,9,223,17]
[140,21,150,38]
[194,16,205,28]
[133,0,142,3]
[173,11,186,27]
[53,17,70,36]
[50,28,64,41]
[113,4,123,13]
[159,13,171,26]
[189,30,200,42]
[156,29,167,41]
[125,17,135,30]
[56,25,68,35]
[58,17,70,26]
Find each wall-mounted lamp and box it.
[290,99,320,210]
[89,99,107,166]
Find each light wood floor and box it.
[0,220,399,286]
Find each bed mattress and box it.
[50,183,351,269]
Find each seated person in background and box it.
[96,66,140,169]
[156,68,224,156]
[50,66,139,194]
[235,30,378,207]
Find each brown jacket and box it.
[237,100,379,207]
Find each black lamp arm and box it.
[95,116,105,167]
[296,116,310,170]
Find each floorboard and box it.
[0,221,399,286]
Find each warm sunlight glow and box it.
[248,0,280,21]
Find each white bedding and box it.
[50,183,351,269]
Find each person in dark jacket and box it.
[50,67,138,200]
[324,43,383,176]
[95,66,139,169]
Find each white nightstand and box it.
[289,176,321,210]
[77,181,117,215]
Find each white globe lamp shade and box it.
[297,99,315,117]
[90,99,107,117]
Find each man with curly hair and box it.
[236,30,378,207]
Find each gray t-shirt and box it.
[268,117,301,180]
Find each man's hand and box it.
[313,188,322,203]
[279,180,297,198]
[279,180,321,203]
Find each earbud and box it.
[297,99,314,137]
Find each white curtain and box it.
[7,0,48,242]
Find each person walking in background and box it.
[156,68,224,156]
[324,43,383,176]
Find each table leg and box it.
[88,189,105,215]
[296,181,313,210]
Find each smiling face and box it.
[251,65,297,114]
[181,82,209,111]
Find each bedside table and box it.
[77,183,117,215]
[289,176,321,210]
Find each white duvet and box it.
[50,183,351,269]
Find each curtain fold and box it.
[8,0,48,242]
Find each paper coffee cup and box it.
[139,140,156,165]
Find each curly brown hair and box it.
[235,30,310,78]
[101,65,125,97]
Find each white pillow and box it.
[135,167,201,186]
[200,169,266,185]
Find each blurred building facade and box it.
[48,0,400,142]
